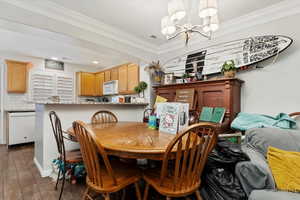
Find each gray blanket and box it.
[235,128,300,196]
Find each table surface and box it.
[67,122,177,160]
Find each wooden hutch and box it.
[153,78,244,132]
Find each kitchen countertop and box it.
[33,102,149,106]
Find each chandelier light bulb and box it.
[168,0,186,22]
[161,16,176,35]
[199,0,218,18]
[203,15,219,32]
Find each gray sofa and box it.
[235,127,300,200]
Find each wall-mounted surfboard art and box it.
[163,35,293,77]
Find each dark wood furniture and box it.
[154,78,244,132]
[289,112,300,118]
[72,121,142,200]
[49,111,83,200]
[175,88,196,110]
[143,123,217,200]
[67,122,196,160]
[91,110,118,124]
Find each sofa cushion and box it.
[249,190,300,200]
[267,147,300,192]
[245,128,300,157]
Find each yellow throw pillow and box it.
[267,146,300,192]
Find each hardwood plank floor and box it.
[0,145,195,200]
[0,145,86,200]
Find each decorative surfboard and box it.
[163,35,293,77]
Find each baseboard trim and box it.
[33,157,52,177]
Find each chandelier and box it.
[161,0,219,45]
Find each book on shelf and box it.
[199,107,226,123]
[199,107,214,122]
[211,107,226,123]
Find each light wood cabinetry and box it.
[6,60,28,93]
[127,63,139,93]
[104,70,111,82]
[118,63,139,94]
[118,65,128,94]
[95,72,105,96]
[111,68,118,80]
[76,63,139,96]
[77,72,96,96]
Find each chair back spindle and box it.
[159,123,217,192]
[91,110,118,124]
[49,111,66,162]
[73,121,117,187]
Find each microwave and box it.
[103,80,118,95]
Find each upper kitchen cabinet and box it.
[111,68,118,80]
[118,65,128,94]
[104,70,111,82]
[95,72,105,96]
[118,63,139,94]
[127,63,139,93]
[77,72,95,96]
[6,60,29,93]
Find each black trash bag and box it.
[201,139,249,200]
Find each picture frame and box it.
[164,73,174,85]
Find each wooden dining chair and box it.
[49,111,83,200]
[91,110,118,124]
[73,120,142,200]
[143,123,218,200]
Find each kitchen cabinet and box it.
[76,63,139,96]
[111,68,118,80]
[95,72,105,96]
[118,65,128,94]
[118,63,139,94]
[8,112,35,145]
[77,72,96,96]
[6,60,28,93]
[127,63,139,93]
[104,70,111,82]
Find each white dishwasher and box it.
[8,112,35,146]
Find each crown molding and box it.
[1,0,300,59]
[158,0,300,54]
[0,0,160,55]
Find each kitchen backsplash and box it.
[4,93,35,111]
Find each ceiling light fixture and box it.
[93,61,99,64]
[161,0,219,45]
[51,57,58,60]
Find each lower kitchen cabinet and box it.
[7,112,35,146]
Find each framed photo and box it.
[45,59,64,71]
[164,73,174,85]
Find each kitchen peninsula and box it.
[34,102,148,177]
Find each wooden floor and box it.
[0,144,196,200]
[0,144,86,200]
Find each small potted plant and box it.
[134,81,148,98]
[221,60,237,78]
[182,73,192,83]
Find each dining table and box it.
[67,122,178,160]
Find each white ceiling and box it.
[49,0,283,45]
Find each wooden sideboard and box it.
[153,78,244,132]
